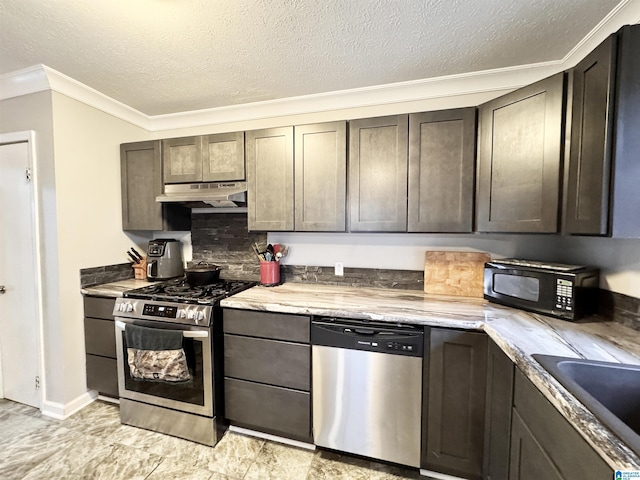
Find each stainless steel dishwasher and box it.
[311,317,424,467]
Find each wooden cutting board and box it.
[424,251,491,298]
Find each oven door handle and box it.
[115,320,209,339]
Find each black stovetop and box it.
[124,277,256,305]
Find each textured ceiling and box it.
[0,0,623,116]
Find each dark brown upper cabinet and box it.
[476,73,565,233]
[294,121,347,232]
[563,34,617,235]
[163,133,245,184]
[408,108,476,233]
[349,115,409,232]
[564,25,640,237]
[246,126,294,231]
[120,140,190,232]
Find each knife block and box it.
[132,258,147,280]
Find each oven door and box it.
[115,318,213,417]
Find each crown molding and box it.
[0,65,49,101]
[0,0,637,133]
[42,66,151,130]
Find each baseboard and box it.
[41,390,98,420]
[420,469,467,480]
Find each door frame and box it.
[0,130,46,409]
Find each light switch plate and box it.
[335,262,344,276]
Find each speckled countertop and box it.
[81,278,159,297]
[79,279,640,470]
[221,283,640,471]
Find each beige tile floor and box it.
[0,399,431,480]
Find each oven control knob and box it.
[196,311,205,322]
[178,309,187,319]
[187,311,195,320]
[126,303,134,313]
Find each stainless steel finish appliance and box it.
[156,182,247,207]
[146,239,184,280]
[484,258,599,320]
[113,277,255,446]
[311,318,424,468]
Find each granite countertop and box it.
[81,278,159,297]
[221,283,640,471]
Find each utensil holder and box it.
[260,260,280,286]
[133,258,147,280]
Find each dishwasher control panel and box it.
[311,318,424,357]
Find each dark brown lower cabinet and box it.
[224,378,311,442]
[510,370,613,480]
[423,328,488,479]
[509,410,564,480]
[222,309,312,443]
[483,340,515,480]
[83,296,118,398]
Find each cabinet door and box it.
[408,108,476,232]
[121,141,191,232]
[224,335,310,391]
[246,127,294,231]
[423,328,487,479]
[509,411,564,480]
[162,136,203,184]
[225,378,311,442]
[610,24,640,238]
[202,132,245,182]
[512,370,613,479]
[483,340,514,480]
[477,73,564,233]
[86,355,118,398]
[294,121,347,232]
[564,34,617,235]
[349,115,408,232]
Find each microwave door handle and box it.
[114,321,208,339]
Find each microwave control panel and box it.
[555,279,574,311]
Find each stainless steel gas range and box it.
[112,277,255,446]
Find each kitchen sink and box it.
[533,354,640,457]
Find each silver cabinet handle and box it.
[0,285,5,294]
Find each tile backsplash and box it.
[599,290,640,331]
[191,213,266,280]
[80,263,133,287]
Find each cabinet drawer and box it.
[83,296,116,320]
[86,355,118,398]
[224,335,310,391]
[513,370,612,479]
[224,378,311,442]
[84,317,117,357]
[223,309,309,343]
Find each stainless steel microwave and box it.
[484,259,600,321]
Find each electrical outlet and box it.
[335,262,344,276]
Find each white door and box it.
[0,136,42,408]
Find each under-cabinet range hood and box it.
[156,182,247,208]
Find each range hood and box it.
[156,182,247,208]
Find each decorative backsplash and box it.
[191,213,266,280]
[80,263,133,287]
[599,290,640,331]
[281,265,424,290]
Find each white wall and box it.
[268,232,640,299]
[49,92,152,404]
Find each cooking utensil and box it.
[131,247,144,261]
[127,251,140,264]
[185,262,221,286]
